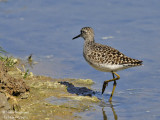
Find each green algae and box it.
[70,78,94,85]
[5,61,100,119]
[15,75,99,119]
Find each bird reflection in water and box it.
[102,101,118,120]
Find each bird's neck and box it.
[84,37,95,43]
[83,38,95,52]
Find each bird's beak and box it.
[72,34,81,40]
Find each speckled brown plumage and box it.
[73,27,142,72]
[84,42,142,66]
[73,27,143,101]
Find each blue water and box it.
[0,0,160,119]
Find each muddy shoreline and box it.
[0,59,100,119]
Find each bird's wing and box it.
[86,43,142,66]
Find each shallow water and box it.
[0,0,160,119]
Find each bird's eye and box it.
[82,30,86,34]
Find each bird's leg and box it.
[109,80,117,101]
[102,72,120,101]
[108,73,116,101]
[112,72,115,79]
[109,72,120,101]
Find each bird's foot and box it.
[102,81,108,94]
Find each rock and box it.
[0,62,29,96]
[0,92,15,120]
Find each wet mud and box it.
[0,60,100,119]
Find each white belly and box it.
[87,61,127,72]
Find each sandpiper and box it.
[72,27,143,101]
